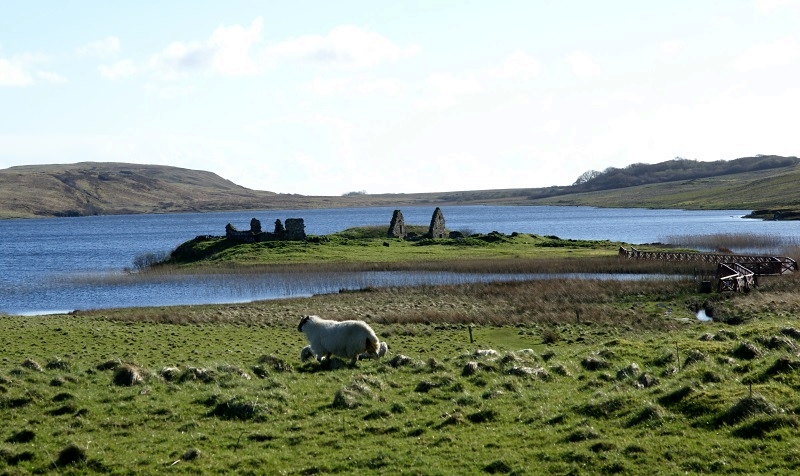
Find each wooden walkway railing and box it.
[618,246,798,292]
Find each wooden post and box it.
[468,325,474,343]
[676,343,680,371]
[576,309,581,324]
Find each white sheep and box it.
[359,341,388,361]
[297,315,381,364]
[304,340,387,362]
[300,345,316,362]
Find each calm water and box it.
[1,205,796,315]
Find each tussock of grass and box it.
[55,444,86,467]
[733,341,762,360]
[21,359,43,372]
[731,414,799,438]
[208,396,269,421]
[716,394,779,427]
[5,429,35,444]
[112,364,144,386]
[627,404,666,427]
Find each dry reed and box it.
[662,233,800,254]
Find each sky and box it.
[1,1,799,196]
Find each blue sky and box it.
[1,1,799,195]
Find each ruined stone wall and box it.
[225,217,305,242]
[388,210,406,238]
[225,223,257,243]
[284,218,306,241]
[427,207,446,239]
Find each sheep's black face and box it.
[298,315,310,332]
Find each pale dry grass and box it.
[86,276,699,331]
[663,233,800,255]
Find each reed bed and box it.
[662,233,800,255]
[85,275,703,331]
[108,256,715,281]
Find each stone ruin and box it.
[388,210,406,238]
[427,207,446,239]
[225,217,306,243]
[226,208,449,244]
[386,207,451,240]
[284,218,306,241]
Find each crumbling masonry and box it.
[225,217,306,242]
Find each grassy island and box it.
[2,229,800,474]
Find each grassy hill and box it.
[529,160,800,211]
[0,162,438,218]
[2,156,799,218]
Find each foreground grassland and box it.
[3,271,800,474]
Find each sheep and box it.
[360,341,388,361]
[300,345,315,362]
[303,341,387,362]
[297,315,380,365]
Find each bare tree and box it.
[573,170,601,186]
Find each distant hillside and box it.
[2,156,799,219]
[527,156,800,211]
[0,162,445,218]
[0,163,275,218]
[569,155,800,193]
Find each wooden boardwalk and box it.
[618,246,798,292]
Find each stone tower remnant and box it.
[284,218,306,241]
[427,207,446,239]
[388,210,406,238]
[274,219,285,236]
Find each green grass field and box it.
[3,268,800,474]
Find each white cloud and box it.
[207,17,264,75]
[77,36,120,57]
[734,36,800,71]
[489,49,541,80]
[36,71,67,84]
[567,50,603,77]
[304,76,403,96]
[0,54,62,86]
[265,24,420,69]
[415,72,482,109]
[148,40,213,79]
[0,57,33,86]
[99,59,138,79]
[143,83,200,98]
[660,40,682,55]
[97,20,417,82]
[755,0,800,12]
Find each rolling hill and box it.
[1,156,799,219]
[0,162,438,218]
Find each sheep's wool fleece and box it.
[299,315,379,359]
